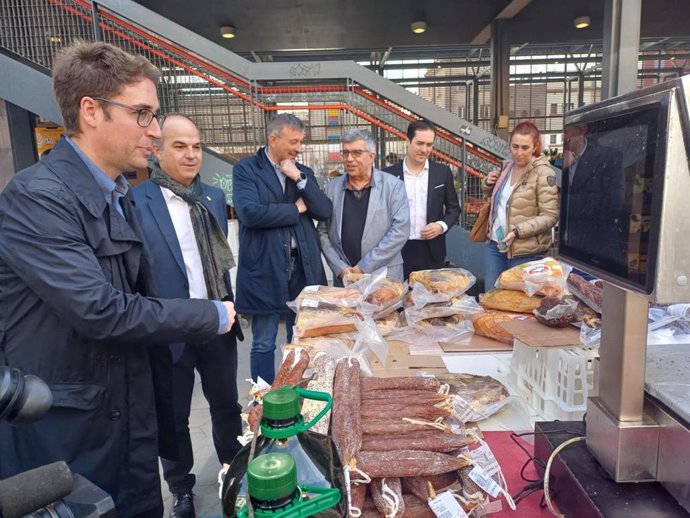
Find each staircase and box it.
[0,0,509,227]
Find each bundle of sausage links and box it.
[331,367,489,518]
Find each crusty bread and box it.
[408,269,470,294]
[480,289,542,314]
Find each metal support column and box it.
[601,0,641,99]
[472,79,479,125]
[490,19,510,140]
[91,2,102,41]
[577,73,585,107]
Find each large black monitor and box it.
[558,75,690,303]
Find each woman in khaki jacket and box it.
[482,121,559,290]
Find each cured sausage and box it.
[331,357,362,467]
[360,403,450,421]
[361,376,441,392]
[361,390,449,404]
[356,451,471,478]
[371,478,405,518]
[361,431,474,453]
[361,418,447,436]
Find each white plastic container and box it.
[510,339,599,421]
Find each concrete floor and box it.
[160,317,288,518]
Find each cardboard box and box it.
[499,320,581,347]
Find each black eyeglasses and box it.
[92,97,165,128]
[340,149,370,159]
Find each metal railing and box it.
[0,0,506,227]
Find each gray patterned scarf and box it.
[150,165,235,300]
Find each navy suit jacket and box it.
[132,179,242,360]
[383,160,460,262]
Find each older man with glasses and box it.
[318,129,410,284]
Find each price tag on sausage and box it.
[468,465,501,497]
[428,491,468,518]
[470,442,501,477]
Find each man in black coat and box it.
[384,120,460,278]
[0,42,235,518]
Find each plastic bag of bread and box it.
[408,267,476,306]
[292,284,362,308]
[291,334,357,355]
[408,314,475,344]
[294,301,364,338]
[290,285,365,338]
[471,310,534,344]
[496,257,571,297]
[405,294,483,323]
[533,296,578,328]
[480,288,542,314]
[292,316,387,374]
[343,268,406,317]
[374,310,406,336]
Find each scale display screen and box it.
[559,104,666,295]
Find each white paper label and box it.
[452,395,477,422]
[300,298,319,308]
[468,465,501,498]
[428,491,468,518]
[470,443,501,477]
[303,285,319,292]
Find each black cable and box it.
[508,428,583,505]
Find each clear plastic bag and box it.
[408,316,475,344]
[405,294,483,323]
[289,285,365,338]
[374,311,406,336]
[290,317,387,376]
[408,267,477,307]
[343,267,407,318]
[533,297,578,328]
[497,257,570,297]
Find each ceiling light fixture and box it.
[220,25,236,39]
[411,21,427,34]
[574,16,590,29]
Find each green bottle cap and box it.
[247,453,297,502]
[263,386,301,421]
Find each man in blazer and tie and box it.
[384,120,460,278]
[132,114,243,518]
[319,129,410,282]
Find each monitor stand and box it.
[587,283,659,480]
[534,420,690,518]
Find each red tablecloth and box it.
[482,431,560,518]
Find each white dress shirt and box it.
[160,186,209,300]
[403,158,448,240]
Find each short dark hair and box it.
[406,119,436,141]
[52,40,160,136]
[266,113,305,137]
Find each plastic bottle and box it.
[237,453,341,518]
[222,386,345,518]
